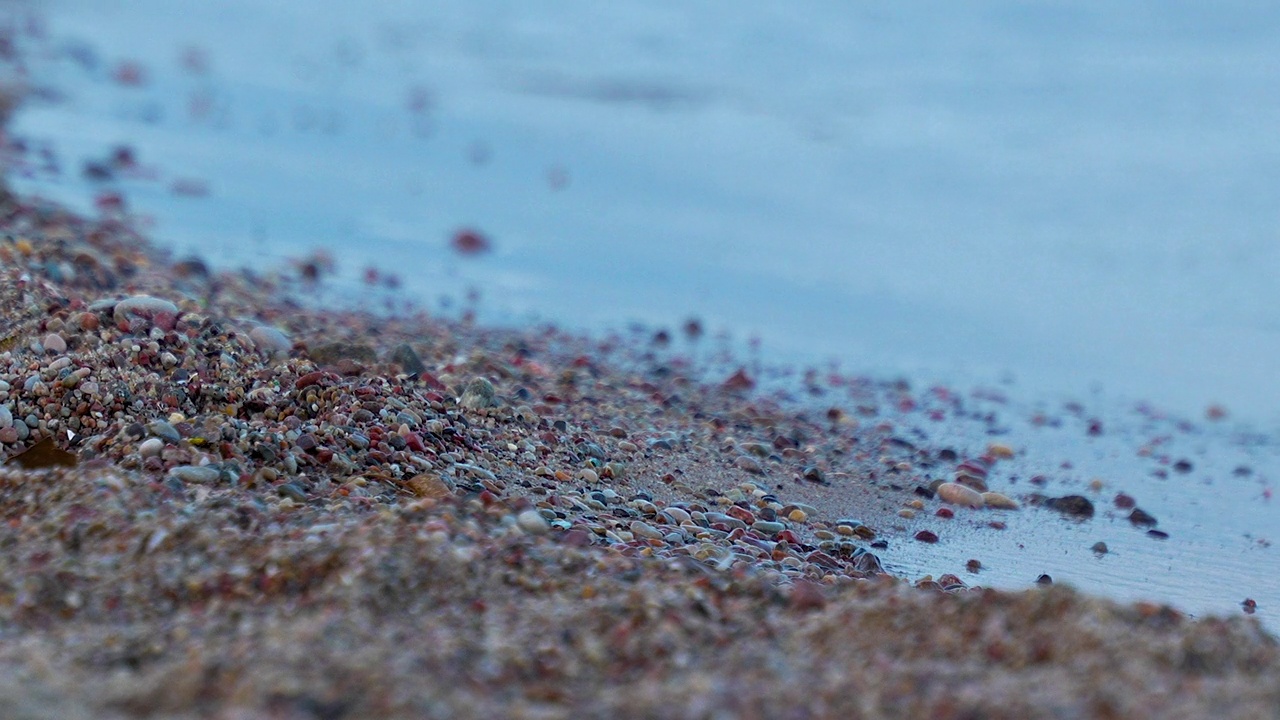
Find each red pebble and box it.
[935,507,954,519]
[914,530,939,543]
[722,368,755,392]
[727,506,756,524]
[295,370,327,389]
[404,433,425,452]
[1114,493,1136,509]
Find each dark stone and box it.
[1173,459,1194,473]
[308,341,377,366]
[914,485,936,500]
[914,530,939,543]
[1114,493,1136,509]
[1045,495,1094,518]
[802,465,825,483]
[277,482,308,502]
[1035,574,1053,585]
[1128,508,1158,526]
[388,343,426,376]
[1147,529,1169,540]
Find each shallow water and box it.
[1,1,1276,628]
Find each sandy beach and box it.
[0,170,1276,720]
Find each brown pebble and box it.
[914,530,939,543]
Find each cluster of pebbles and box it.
[0,188,1277,718]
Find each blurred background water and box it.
[1,0,1276,624]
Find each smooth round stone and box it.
[0,427,16,444]
[249,326,291,357]
[0,405,11,429]
[937,482,985,509]
[168,465,221,484]
[630,520,665,540]
[139,437,164,458]
[981,492,1019,510]
[661,507,691,525]
[516,509,550,535]
[113,295,179,330]
[751,520,785,535]
[734,455,764,474]
[147,420,182,444]
[704,512,747,531]
[787,509,808,523]
[11,420,28,441]
[42,333,66,354]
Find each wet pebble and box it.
[981,492,1019,510]
[1045,495,1094,518]
[937,482,984,509]
[1128,508,1158,527]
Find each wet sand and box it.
[0,184,1277,719]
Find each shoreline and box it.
[0,183,1277,717]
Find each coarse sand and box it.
[0,184,1276,720]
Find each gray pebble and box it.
[168,465,221,484]
[147,420,182,444]
[751,520,786,536]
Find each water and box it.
[1,0,1276,627]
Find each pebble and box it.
[1045,495,1094,518]
[147,420,182,444]
[1092,542,1109,554]
[981,492,1019,510]
[937,482,984,509]
[278,482,308,502]
[460,377,497,409]
[787,509,807,523]
[42,333,66,354]
[388,343,427,376]
[1128,508,1158,527]
[751,520,785,536]
[0,427,16,444]
[168,465,222,484]
[0,404,10,429]
[914,530,939,543]
[249,326,292,357]
[630,521,665,540]
[734,455,764,474]
[516,509,550,535]
[661,507,691,525]
[139,437,164,458]
[987,443,1015,459]
[113,295,179,331]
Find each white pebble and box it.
[139,437,164,458]
[516,509,550,535]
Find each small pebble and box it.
[168,465,222,484]
[249,326,292,357]
[914,530,939,543]
[735,455,764,474]
[42,333,66,354]
[751,520,785,535]
[517,509,550,535]
[1091,542,1109,554]
[981,492,1019,510]
[139,437,164,458]
[937,482,984,509]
